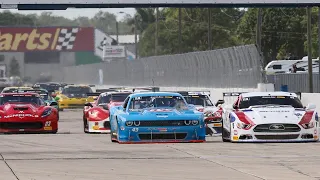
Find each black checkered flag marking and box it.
[55,28,79,50]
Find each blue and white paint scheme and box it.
[109,92,206,143]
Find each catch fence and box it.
[62,44,264,88]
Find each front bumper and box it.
[87,120,110,133]
[116,126,206,143]
[231,127,319,142]
[0,119,58,133]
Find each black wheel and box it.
[110,131,117,142]
[83,118,88,133]
[221,119,230,142]
[52,130,58,134]
[59,108,64,111]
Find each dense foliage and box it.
[1,8,320,64]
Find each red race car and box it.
[83,91,132,133]
[0,92,59,134]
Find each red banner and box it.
[0,27,94,52]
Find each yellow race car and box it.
[56,85,95,111]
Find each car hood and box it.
[2,103,40,115]
[127,107,197,117]
[241,106,307,124]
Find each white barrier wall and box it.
[93,84,320,113]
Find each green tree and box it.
[9,57,20,77]
[137,8,242,57]
[237,8,306,64]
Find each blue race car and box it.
[109,92,206,143]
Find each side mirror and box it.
[306,104,316,110]
[49,101,58,106]
[232,104,238,109]
[98,103,109,110]
[85,102,93,107]
[215,99,225,106]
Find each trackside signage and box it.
[0,27,94,52]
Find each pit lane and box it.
[1,109,320,180]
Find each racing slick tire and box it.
[110,130,117,142]
[83,118,89,133]
[221,120,230,142]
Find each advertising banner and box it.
[94,29,135,60]
[103,45,126,58]
[0,27,94,52]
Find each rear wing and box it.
[222,92,302,100]
[96,88,127,93]
[175,91,211,97]
[133,87,160,92]
[86,93,101,97]
[7,89,49,96]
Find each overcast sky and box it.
[0,8,136,21]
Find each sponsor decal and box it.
[131,128,139,132]
[44,126,52,130]
[213,123,222,127]
[44,121,52,130]
[294,113,303,117]
[0,27,94,52]
[158,128,167,132]
[232,136,239,140]
[259,110,290,112]
[4,114,34,118]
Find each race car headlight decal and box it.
[126,121,133,126]
[192,120,199,125]
[134,121,140,126]
[184,120,191,125]
[299,111,314,129]
[236,122,252,130]
[235,112,255,130]
[42,108,52,117]
[301,121,315,129]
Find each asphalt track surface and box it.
[1,110,320,180]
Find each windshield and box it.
[0,95,44,106]
[62,86,93,97]
[129,95,187,110]
[239,96,303,109]
[184,95,213,106]
[98,93,130,104]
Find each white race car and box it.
[177,91,225,136]
[221,91,319,142]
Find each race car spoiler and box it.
[175,91,211,97]
[133,87,160,92]
[7,89,49,96]
[222,92,302,100]
[86,93,102,97]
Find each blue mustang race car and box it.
[109,92,206,143]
